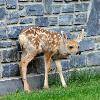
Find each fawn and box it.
[18,26,84,92]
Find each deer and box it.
[18,26,84,92]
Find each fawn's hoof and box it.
[62,84,67,88]
[24,87,31,93]
[43,85,49,89]
[24,89,31,93]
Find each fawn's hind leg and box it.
[20,52,36,92]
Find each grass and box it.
[1,71,100,100]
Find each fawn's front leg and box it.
[55,60,67,88]
[44,52,53,89]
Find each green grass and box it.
[1,71,100,100]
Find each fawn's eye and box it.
[69,46,74,49]
[78,46,79,49]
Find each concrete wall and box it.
[0,0,100,78]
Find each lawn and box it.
[1,71,100,100]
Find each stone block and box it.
[52,5,61,14]
[48,17,57,26]
[0,0,5,6]
[6,0,17,9]
[60,59,70,70]
[20,18,33,24]
[59,15,73,26]
[95,43,100,50]
[0,74,44,95]
[18,5,24,10]
[7,26,22,39]
[87,52,100,66]
[74,13,87,25]
[0,22,6,27]
[62,4,74,13]
[0,8,6,20]
[0,41,16,48]
[0,29,7,40]
[75,3,89,12]
[1,48,18,63]
[44,0,52,14]
[26,4,44,16]
[35,17,48,27]
[6,11,20,25]
[2,63,20,77]
[79,38,95,51]
[0,77,23,95]
[19,8,27,17]
[69,54,86,67]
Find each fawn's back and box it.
[19,27,63,55]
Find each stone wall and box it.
[0,0,100,78]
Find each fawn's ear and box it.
[75,29,84,43]
[61,31,67,40]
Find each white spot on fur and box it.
[54,35,57,38]
[41,32,46,35]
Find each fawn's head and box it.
[61,29,84,55]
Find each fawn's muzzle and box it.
[76,51,81,55]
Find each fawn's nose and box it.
[78,46,80,49]
[76,51,81,55]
